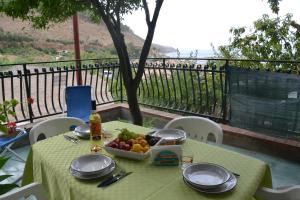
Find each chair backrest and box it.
[164,116,223,144]
[29,117,85,145]
[255,186,300,200]
[0,182,47,200]
[65,85,92,122]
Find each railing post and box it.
[23,64,34,123]
[222,60,229,122]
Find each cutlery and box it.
[98,171,132,187]
[231,171,240,177]
[64,135,79,144]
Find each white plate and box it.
[73,131,89,139]
[104,146,150,161]
[183,172,237,194]
[152,129,186,142]
[70,161,115,180]
[73,125,108,139]
[70,154,112,175]
[73,124,90,139]
[182,163,231,189]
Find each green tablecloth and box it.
[22,121,272,200]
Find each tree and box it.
[218,0,300,70]
[0,0,164,125]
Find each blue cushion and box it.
[65,86,92,122]
[0,131,28,148]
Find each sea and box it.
[164,49,215,58]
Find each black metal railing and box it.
[130,61,227,122]
[0,58,121,123]
[1,57,300,137]
[0,57,229,124]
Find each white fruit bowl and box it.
[104,146,150,160]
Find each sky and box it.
[123,0,300,51]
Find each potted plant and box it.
[0,100,19,194]
[0,100,18,136]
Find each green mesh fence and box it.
[228,67,300,140]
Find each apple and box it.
[119,141,126,149]
[109,142,119,148]
[123,144,131,151]
[126,139,135,146]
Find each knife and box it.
[98,171,132,187]
[64,135,78,144]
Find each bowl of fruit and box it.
[104,129,161,160]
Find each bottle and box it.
[89,100,102,153]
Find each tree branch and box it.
[134,0,164,88]
[105,0,110,15]
[88,0,132,86]
[142,0,151,26]
[115,1,121,32]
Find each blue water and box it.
[164,49,215,58]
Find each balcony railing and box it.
[1,57,300,140]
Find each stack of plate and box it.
[151,129,186,143]
[73,124,109,139]
[73,124,90,139]
[69,154,115,180]
[182,163,237,194]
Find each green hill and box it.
[0,13,175,64]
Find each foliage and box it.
[218,14,300,70]
[217,0,300,71]
[267,0,281,14]
[0,157,18,195]
[0,100,18,134]
[0,30,34,43]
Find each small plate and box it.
[73,125,108,139]
[151,129,186,142]
[182,163,231,189]
[183,172,237,194]
[73,124,90,139]
[70,161,115,180]
[70,154,112,175]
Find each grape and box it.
[117,128,138,141]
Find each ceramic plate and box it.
[183,172,237,194]
[182,163,231,189]
[151,129,186,142]
[70,161,115,180]
[70,154,112,175]
[73,124,90,139]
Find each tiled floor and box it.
[2,144,300,188]
[221,144,300,188]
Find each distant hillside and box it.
[0,13,175,64]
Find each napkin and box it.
[150,144,182,166]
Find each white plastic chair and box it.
[0,182,47,200]
[29,117,85,144]
[255,186,300,200]
[164,116,223,144]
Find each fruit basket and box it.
[104,129,161,160]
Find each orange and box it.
[138,139,148,147]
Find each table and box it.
[22,121,272,200]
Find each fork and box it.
[64,135,79,144]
